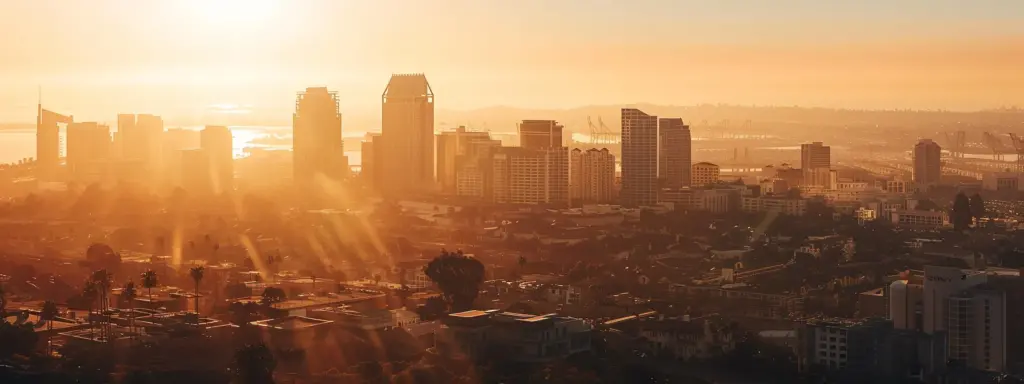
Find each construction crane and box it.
[1008,133,1024,173]
[943,131,966,159]
[982,132,1007,161]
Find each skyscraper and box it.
[913,139,942,188]
[800,141,831,186]
[490,147,569,206]
[36,105,72,180]
[381,74,434,194]
[620,108,659,207]
[118,113,164,184]
[658,118,691,188]
[180,149,212,195]
[293,87,344,185]
[361,132,380,183]
[573,148,616,203]
[436,126,493,193]
[201,126,233,194]
[162,128,201,187]
[66,122,111,181]
[518,120,563,149]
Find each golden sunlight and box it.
[188,0,279,25]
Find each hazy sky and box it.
[1,0,1022,125]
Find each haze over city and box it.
[3,1,1024,384]
[2,0,1023,125]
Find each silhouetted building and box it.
[293,87,345,186]
[571,148,616,203]
[36,104,73,180]
[518,120,563,149]
[180,149,212,195]
[162,128,201,187]
[118,113,163,184]
[620,108,659,207]
[381,74,434,194]
[437,126,493,193]
[801,142,831,187]
[66,122,111,181]
[658,118,691,188]
[913,139,942,189]
[489,146,568,206]
[201,126,233,194]
[361,132,380,182]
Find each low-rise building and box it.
[438,310,592,362]
[741,196,807,216]
[637,315,736,361]
[892,209,948,229]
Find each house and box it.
[637,315,736,360]
[438,310,592,362]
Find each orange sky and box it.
[1,0,1022,124]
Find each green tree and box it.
[952,192,972,230]
[424,249,485,311]
[970,193,986,222]
[189,266,204,317]
[234,343,277,384]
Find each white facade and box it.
[947,289,1006,371]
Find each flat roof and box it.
[448,310,495,319]
[252,316,333,330]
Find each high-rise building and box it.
[913,139,942,189]
[575,148,616,203]
[620,108,659,207]
[293,87,344,186]
[381,74,434,194]
[361,132,380,182]
[518,120,563,149]
[36,105,72,180]
[162,128,201,187]
[119,113,164,183]
[800,142,831,186]
[436,126,493,193]
[658,118,691,188]
[201,126,233,194]
[488,147,569,206]
[180,149,212,195]
[692,162,720,187]
[66,122,111,180]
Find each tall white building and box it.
[913,139,942,189]
[920,266,1005,372]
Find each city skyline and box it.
[1,0,1023,123]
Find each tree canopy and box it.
[424,249,485,311]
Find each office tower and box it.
[436,126,493,193]
[381,74,434,194]
[913,139,942,188]
[201,126,233,194]
[36,105,72,180]
[293,87,344,186]
[66,122,111,180]
[180,149,212,195]
[119,113,164,182]
[658,118,691,188]
[518,120,563,149]
[620,108,659,207]
[800,142,831,186]
[570,149,582,202]
[691,162,720,187]
[455,137,501,197]
[947,288,1006,371]
[361,132,380,181]
[162,128,201,187]
[577,148,616,203]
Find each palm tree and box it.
[310,273,316,294]
[40,300,59,355]
[90,269,113,340]
[122,281,138,340]
[141,269,158,304]
[81,280,98,338]
[189,266,204,316]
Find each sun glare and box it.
[191,0,278,24]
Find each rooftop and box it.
[251,315,333,331]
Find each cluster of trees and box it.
[952,192,986,231]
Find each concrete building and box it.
[436,126,494,193]
[438,310,592,362]
[913,139,942,189]
[620,108,659,207]
[293,87,344,186]
[692,162,720,187]
[571,148,616,204]
[118,113,163,183]
[360,132,380,181]
[492,147,569,206]
[381,74,434,194]
[658,118,691,188]
[200,126,233,194]
[889,279,924,331]
[800,142,831,187]
[518,120,564,149]
[660,188,733,214]
[891,209,948,229]
[162,128,201,187]
[36,106,72,180]
[982,172,1024,192]
[741,196,807,216]
[65,122,111,181]
[947,287,1006,371]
